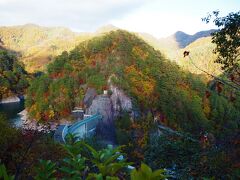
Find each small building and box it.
[103,90,108,95]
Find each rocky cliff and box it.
[110,85,132,117]
[85,86,132,123]
[86,94,114,123]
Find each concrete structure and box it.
[54,113,102,143]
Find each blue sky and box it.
[0,0,239,37]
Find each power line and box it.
[184,52,240,92]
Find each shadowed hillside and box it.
[171,29,216,48]
[0,48,30,100]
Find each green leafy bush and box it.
[33,137,166,180]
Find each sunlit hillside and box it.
[137,30,221,78]
[26,30,240,134]
[0,24,93,72]
[178,37,222,76]
[0,24,218,74]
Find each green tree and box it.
[0,164,14,180]
[131,163,165,180]
[144,133,240,179]
[0,49,30,98]
[35,160,56,180]
[0,113,19,159]
[34,137,166,180]
[203,11,240,73]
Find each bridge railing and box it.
[67,113,102,136]
[62,125,68,143]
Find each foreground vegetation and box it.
[0,114,166,179]
[114,112,240,179]
[0,110,239,179]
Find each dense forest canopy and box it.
[0,24,93,72]
[0,49,29,100]
[26,30,240,138]
[0,24,222,75]
[203,11,240,75]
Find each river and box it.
[0,100,25,127]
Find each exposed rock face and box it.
[79,85,133,143]
[83,88,97,108]
[110,85,132,117]
[86,95,114,123]
[86,94,116,143]
[85,85,133,123]
[0,96,20,104]
[18,109,52,132]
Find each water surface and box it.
[0,100,25,127]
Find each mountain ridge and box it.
[158,29,216,50]
[172,29,216,48]
[26,29,211,134]
[0,23,216,72]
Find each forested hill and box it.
[0,24,216,73]
[0,49,30,100]
[178,37,222,76]
[158,29,216,49]
[26,30,240,137]
[0,24,93,72]
[137,30,219,76]
[174,29,216,48]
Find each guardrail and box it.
[62,125,68,143]
[55,114,102,143]
[68,113,102,134]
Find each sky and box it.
[0,0,239,38]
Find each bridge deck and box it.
[54,114,102,143]
[68,114,102,133]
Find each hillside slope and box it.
[26,30,240,136]
[0,24,217,72]
[178,37,222,76]
[0,49,30,100]
[160,29,216,49]
[137,29,216,63]
[150,30,222,78]
[0,24,93,72]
